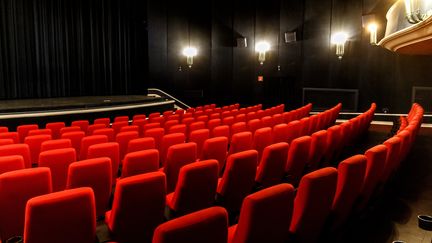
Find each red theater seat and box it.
[0,139,13,146]
[231,122,247,136]
[120,125,140,133]
[247,119,262,134]
[189,129,210,157]
[168,124,186,134]
[17,124,38,143]
[228,183,295,243]
[323,125,343,164]
[0,155,25,174]
[228,132,253,156]
[252,127,273,163]
[289,167,338,243]
[0,144,31,168]
[144,128,165,150]
[94,118,111,127]
[307,130,328,172]
[92,128,115,141]
[87,142,120,185]
[133,114,146,121]
[40,139,72,152]
[0,132,19,143]
[256,142,289,188]
[164,120,179,132]
[383,136,402,181]
[285,136,312,186]
[189,121,206,134]
[24,134,52,165]
[79,135,108,160]
[0,126,8,133]
[114,116,129,123]
[112,121,129,135]
[208,119,222,131]
[201,137,229,175]
[217,150,258,212]
[87,124,107,135]
[61,131,85,155]
[71,120,89,133]
[212,125,230,139]
[106,172,166,243]
[39,148,76,192]
[121,149,159,178]
[116,131,139,161]
[0,168,52,241]
[67,158,112,217]
[166,160,219,216]
[24,187,96,243]
[331,155,366,231]
[126,137,156,154]
[27,129,52,137]
[152,206,228,243]
[164,142,197,193]
[160,133,186,167]
[59,126,82,136]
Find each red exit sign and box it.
[257,76,264,82]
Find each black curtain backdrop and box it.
[0,0,148,99]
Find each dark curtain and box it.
[0,0,148,99]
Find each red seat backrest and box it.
[39,148,76,192]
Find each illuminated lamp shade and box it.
[367,23,378,45]
[255,41,271,65]
[182,47,198,68]
[331,32,348,59]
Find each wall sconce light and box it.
[255,41,270,65]
[367,23,378,45]
[404,0,432,24]
[331,32,348,59]
[182,47,197,68]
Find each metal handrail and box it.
[148,88,190,109]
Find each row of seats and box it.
[0,102,380,243]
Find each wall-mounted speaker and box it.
[284,32,297,43]
[236,38,247,48]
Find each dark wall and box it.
[0,0,148,99]
[147,0,432,113]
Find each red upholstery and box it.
[189,121,206,133]
[252,127,273,163]
[126,137,156,154]
[234,114,246,123]
[149,112,161,119]
[0,132,19,143]
[246,112,257,121]
[228,183,295,243]
[39,148,76,192]
[231,122,247,136]
[106,172,166,243]
[116,131,139,161]
[357,145,387,210]
[164,142,197,193]
[308,130,328,171]
[114,116,129,123]
[222,117,235,127]
[112,121,129,135]
[208,119,222,131]
[285,136,312,186]
[40,139,72,152]
[261,116,274,128]
[27,129,52,137]
[160,133,186,167]
[247,119,262,134]
[144,128,165,150]
[80,135,108,160]
[120,125,140,133]
[228,132,253,156]
[201,137,228,175]
[308,115,319,134]
[61,131,85,156]
[0,168,52,241]
[299,117,310,136]
[92,128,115,141]
[383,136,402,180]
[133,114,146,121]
[59,126,81,136]
[167,160,219,215]
[0,139,13,146]
[71,120,89,133]
[164,120,179,132]
[67,158,112,217]
[94,117,111,127]
[152,206,228,243]
[121,149,160,178]
[331,155,366,231]
[0,144,31,168]
[289,167,338,243]
[87,142,120,185]
[150,116,165,124]
[168,124,186,134]
[396,130,412,162]
[217,150,258,212]
[0,126,8,133]
[0,155,25,174]
[24,135,52,165]
[24,187,96,243]
[212,125,230,139]
[45,122,66,139]
[189,129,210,157]
[272,113,284,125]
[256,142,289,188]
[323,125,343,164]
[17,124,38,143]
